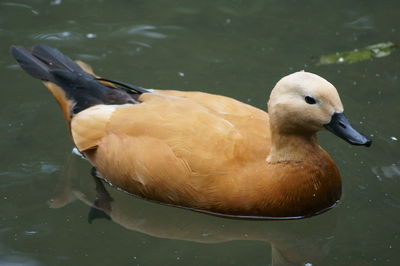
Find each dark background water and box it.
[1,0,399,265]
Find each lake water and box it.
[1,0,399,265]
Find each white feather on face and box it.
[268,71,344,133]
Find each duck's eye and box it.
[305,96,317,105]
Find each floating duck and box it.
[11,45,371,219]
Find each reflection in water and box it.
[49,153,339,265]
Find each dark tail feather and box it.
[11,44,93,83]
[32,44,84,73]
[11,44,143,116]
[11,46,53,81]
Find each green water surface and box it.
[1,0,399,265]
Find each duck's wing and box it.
[154,90,272,161]
[71,91,259,204]
[72,92,244,166]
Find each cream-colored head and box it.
[268,71,344,134]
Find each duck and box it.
[11,44,371,219]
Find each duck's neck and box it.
[266,126,320,163]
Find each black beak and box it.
[324,113,372,147]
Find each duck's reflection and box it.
[49,152,338,266]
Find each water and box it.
[1,0,399,265]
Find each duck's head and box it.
[268,71,371,147]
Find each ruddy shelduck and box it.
[11,45,371,219]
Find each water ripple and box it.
[0,255,42,266]
[112,25,182,39]
[2,2,33,9]
[344,16,375,30]
[371,163,400,180]
[32,31,81,41]
[0,162,60,188]
[125,25,167,39]
[76,53,105,61]
[2,2,39,15]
